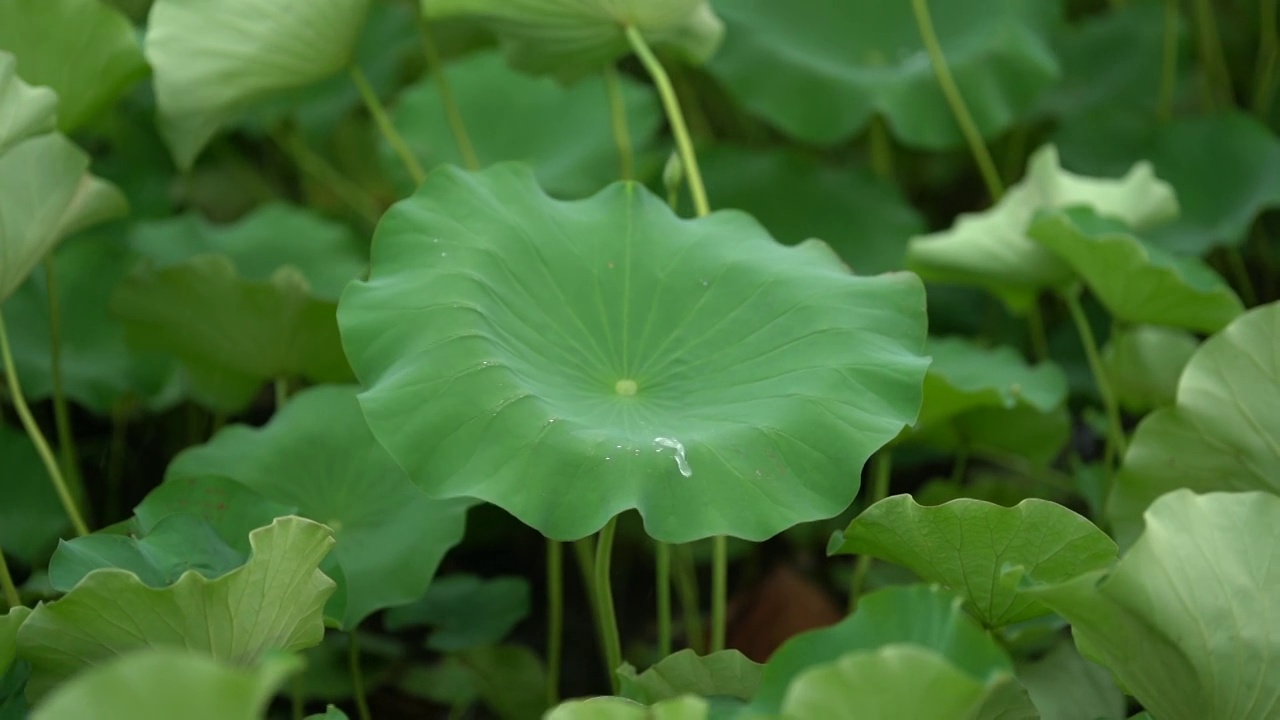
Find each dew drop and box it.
[441,252,448,257]
[653,437,692,477]
[700,279,709,287]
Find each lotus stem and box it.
[673,544,705,654]
[291,676,305,720]
[348,631,372,720]
[572,538,609,669]
[272,128,382,226]
[546,539,563,705]
[594,517,624,692]
[42,259,85,514]
[1254,0,1279,117]
[350,65,426,186]
[604,64,635,181]
[1026,303,1050,362]
[867,116,895,183]
[710,536,728,652]
[849,452,892,613]
[0,309,89,537]
[274,377,289,412]
[1191,0,1233,109]
[625,25,710,217]
[1159,0,1180,122]
[656,541,672,658]
[1062,287,1128,463]
[0,548,19,609]
[415,11,480,171]
[1226,247,1258,306]
[911,0,1004,203]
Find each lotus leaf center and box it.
[614,379,638,396]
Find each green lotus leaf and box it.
[337,163,928,542]
[157,385,473,629]
[48,514,244,593]
[547,695,708,720]
[905,145,1178,313]
[1103,325,1198,415]
[134,478,297,555]
[384,574,528,651]
[0,53,56,154]
[618,649,761,705]
[1016,641,1125,720]
[0,608,29,679]
[705,0,1060,147]
[0,428,68,566]
[16,516,335,699]
[829,496,1118,627]
[700,146,925,275]
[0,133,128,303]
[1055,111,1280,255]
[747,585,1012,716]
[1109,301,1280,545]
[5,233,180,414]
[1029,208,1243,333]
[398,644,547,719]
[388,49,661,199]
[29,648,302,720]
[144,0,372,169]
[0,0,148,132]
[424,0,723,80]
[1026,490,1280,720]
[916,336,1067,427]
[307,707,350,720]
[779,645,990,720]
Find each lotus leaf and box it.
[0,54,56,154]
[618,649,761,705]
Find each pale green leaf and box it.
[618,650,761,705]
[0,52,56,154]
[546,695,708,720]
[1103,325,1198,415]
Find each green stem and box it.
[950,446,970,484]
[42,259,85,512]
[348,631,372,720]
[0,548,19,609]
[350,65,426,185]
[656,541,672,658]
[1026,304,1050,362]
[911,0,1004,202]
[1062,288,1128,462]
[710,536,727,652]
[849,453,892,613]
[604,64,635,181]
[1226,246,1258,306]
[106,408,128,523]
[572,538,607,668]
[867,116,895,184]
[1159,0,1180,122]
[272,128,382,225]
[672,544,705,654]
[291,675,305,720]
[416,12,480,171]
[1253,0,1279,117]
[274,377,289,412]
[0,309,89,536]
[625,26,710,217]
[1191,0,1233,109]
[546,539,563,706]
[594,517,623,692]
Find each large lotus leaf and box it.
[5,233,179,414]
[0,53,56,154]
[111,256,353,412]
[909,403,1071,467]
[618,650,761,705]
[1029,208,1243,333]
[389,50,660,199]
[1055,112,1280,256]
[424,0,723,80]
[1016,641,1125,720]
[700,146,924,275]
[0,0,148,132]
[158,385,472,629]
[547,695,708,720]
[0,134,128,302]
[1109,301,1280,545]
[906,145,1178,312]
[1026,490,1280,720]
[829,496,1118,628]
[134,478,297,556]
[384,574,528,651]
[778,645,989,720]
[337,163,928,543]
[705,0,1060,148]
[47,514,244,592]
[144,0,371,169]
[29,649,301,720]
[0,609,29,679]
[0,428,68,566]
[16,516,335,699]
[915,336,1067,427]
[1103,325,1199,415]
[747,584,1012,716]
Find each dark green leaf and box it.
[385,574,529,651]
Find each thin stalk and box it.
[911,0,1004,202]
[546,539,563,706]
[0,310,89,536]
[106,408,128,522]
[867,116,895,183]
[710,536,727,652]
[573,538,608,668]
[625,26,710,217]
[1191,0,1234,109]
[350,65,426,185]
[348,632,372,720]
[1253,0,1279,117]
[950,446,970,484]
[594,517,623,693]
[42,260,85,509]
[672,544,705,654]
[274,377,289,412]
[1,549,19,609]
[291,676,305,720]
[1226,246,1258,306]
[1159,0,1180,122]
[272,128,381,225]
[415,12,480,170]
[1026,304,1050,362]
[656,541,672,658]
[849,453,892,613]
[1062,288,1128,462]
[604,64,635,180]
[666,60,713,142]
